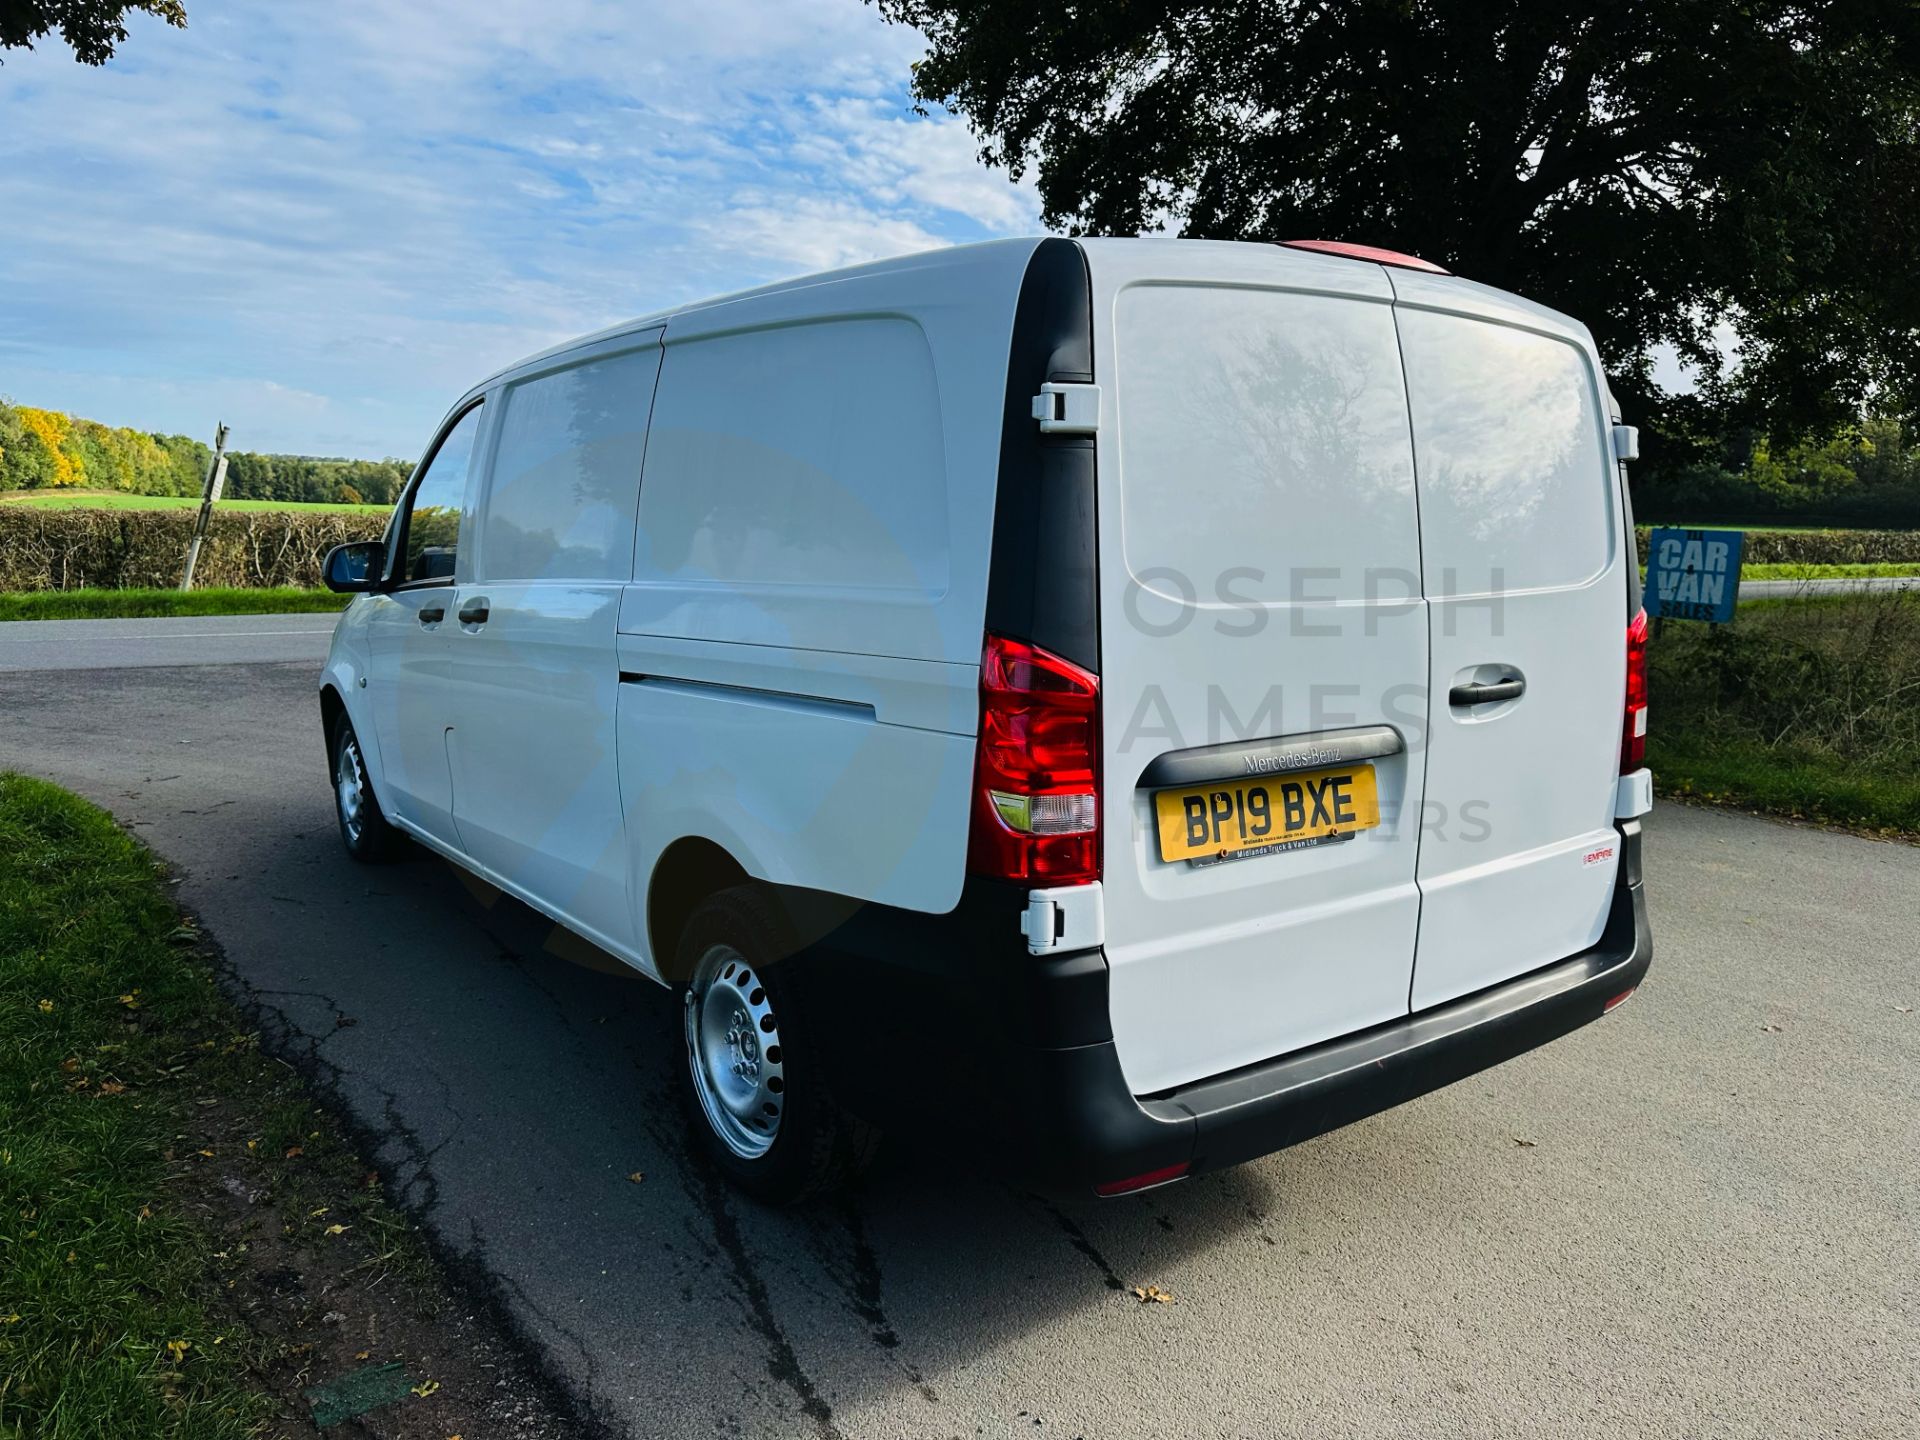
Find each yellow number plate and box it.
[1153,764,1380,865]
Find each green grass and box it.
[1649,590,1920,835]
[0,774,275,1438]
[0,489,388,516]
[1648,736,1920,833]
[0,587,350,621]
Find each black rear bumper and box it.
[804,820,1652,1196]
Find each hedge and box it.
[1635,527,1920,566]
[0,506,386,592]
[4,507,1916,594]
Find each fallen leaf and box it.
[1760,1023,1783,1033]
[37,999,53,1014]
[98,1081,126,1096]
[118,992,141,1009]
[246,1139,258,1151]
[411,1379,441,1398]
[627,1172,645,1184]
[1895,1006,1914,1015]
[196,1149,215,1159]
[1130,1284,1174,1304]
[165,1338,190,1362]
[2,1314,19,1325]
[283,1146,304,1159]
[1510,1136,1537,1148]
[324,1223,349,1237]
[355,1350,370,1361]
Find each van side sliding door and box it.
[439,334,665,959]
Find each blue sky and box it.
[0,1,1040,459]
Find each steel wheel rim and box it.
[684,943,785,1160]
[335,735,367,845]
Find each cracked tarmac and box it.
[5,654,1917,1438]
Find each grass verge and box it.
[1648,590,1920,836]
[0,588,349,622]
[0,775,576,1439]
[0,491,387,516]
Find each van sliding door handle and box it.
[457,598,490,626]
[417,604,446,625]
[1449,677,1525,706]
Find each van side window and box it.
[1396,311,1612,594]
[480,347,659,582]
[401,403,483,585]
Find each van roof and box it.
[471,235,1595,399]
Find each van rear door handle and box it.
[417,604,446,626]
[1449,677,1525,706]
[457,597,490,626]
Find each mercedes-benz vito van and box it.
[320,237,1653,1204]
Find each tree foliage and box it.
[0,0,186,64]
[880,0,1920,451]
[0,399,413,505]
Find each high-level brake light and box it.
[1281,239,1450,274]
[967,634,1101,885]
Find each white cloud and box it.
[0,0,1041,457]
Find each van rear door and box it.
[1083,241,1430,1097]
[1389,274,1630,1009]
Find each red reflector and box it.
[1622,608,1649,773]
[1093,1162,1190,1197]
[1603,987,1637,1012]
[1282,239,1450,274]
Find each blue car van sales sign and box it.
[1646,527,1744,623]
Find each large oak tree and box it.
[0,0,183,64]
[879,1,1920,452]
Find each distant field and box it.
[0,489,389,516]
[1738,562,1920,579]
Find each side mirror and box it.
[322,541,387,594]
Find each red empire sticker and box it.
[1583,846,1616,866]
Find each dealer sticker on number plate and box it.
[1152,763,1380,866]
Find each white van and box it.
[320,237,1653,1204]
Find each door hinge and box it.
[1611,424,1640,463]
[1019,882,1106,957]
[1032,382,1101,435]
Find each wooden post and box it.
[179,423,230,591]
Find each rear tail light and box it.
[968,634,1101,885]
[1622,608,1649,773]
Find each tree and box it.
[880,0,1920,454]
[0,0,185,65]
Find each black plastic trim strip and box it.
[1135,724,1404,790]
[617,673,876,722]
[983,238,1100,673]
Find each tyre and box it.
[330,711,401,862]
[676,886,878,1204]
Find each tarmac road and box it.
[2,624,1916,1439]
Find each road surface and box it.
[0,612,337,671]
[2,619,1915,1439]
[1738,574,1920,601]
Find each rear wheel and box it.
[330,712,401,862]
[676,886,877,1204]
